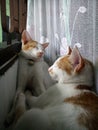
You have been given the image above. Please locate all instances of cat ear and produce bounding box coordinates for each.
[69,47,84,72]
[42,42,49,49]
[67,46,72,55]
[21,30,32,44]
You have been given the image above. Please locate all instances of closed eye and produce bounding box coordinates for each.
[29,45,36,48]
[35,47,38,49]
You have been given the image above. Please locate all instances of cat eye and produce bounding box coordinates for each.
[36,46,39,49]
[29,43,35,47]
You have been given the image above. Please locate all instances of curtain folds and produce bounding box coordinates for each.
[27,0,71,64]
[27,0,98,92]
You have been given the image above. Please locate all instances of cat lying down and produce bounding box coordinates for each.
[13,46,98,130]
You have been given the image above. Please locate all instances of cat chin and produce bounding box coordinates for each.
[37,55,43,59]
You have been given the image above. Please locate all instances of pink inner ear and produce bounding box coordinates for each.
[69,47,84,72]
[21,30,32,44]
[69,47,80,67]
[67,46,72,55]
[74,53,80,65]
[42,43,49,49]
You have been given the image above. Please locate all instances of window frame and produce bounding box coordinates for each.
[0,42,21,75]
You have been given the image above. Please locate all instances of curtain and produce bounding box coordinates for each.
[27,0,71,64]
[27,0,98,92]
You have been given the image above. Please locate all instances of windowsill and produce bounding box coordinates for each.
[0,39,21,48]
[0,41,21,75]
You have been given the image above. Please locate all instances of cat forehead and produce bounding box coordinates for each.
[29,41,43,48]
[27,40,38,46]
[55,56,73,74]
[55,56,69,65]
[22,40,38,50]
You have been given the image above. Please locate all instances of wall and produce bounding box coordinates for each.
[0,60,18,129]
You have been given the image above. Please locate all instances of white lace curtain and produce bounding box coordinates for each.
[26,0,98,92]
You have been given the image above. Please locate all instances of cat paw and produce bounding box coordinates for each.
[15,91,24,100]
[15,92,26,107]
[25,90,32,97]
[25,90,34,108]
[18,92,25,99]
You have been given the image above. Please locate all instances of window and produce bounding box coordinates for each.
[0,0,27,46]
[0,0,27,73]
[0,12,2,43]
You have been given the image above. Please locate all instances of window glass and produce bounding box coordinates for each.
[0,0,10,45]
[0,11,2,43]
[6,0,10,16]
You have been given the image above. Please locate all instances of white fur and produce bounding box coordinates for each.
[13,48,94,130]
[49,56,93,86]
[5,42,54,126]
[17,54,54,95]
[21,43,44,60]
[14,83,88,130]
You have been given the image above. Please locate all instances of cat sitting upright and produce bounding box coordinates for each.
[17,30,54,96]
[5,30,54,126]
[14,46,98,130]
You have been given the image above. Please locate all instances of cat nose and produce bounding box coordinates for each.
[38,51,44,57]
[39,52,44,55]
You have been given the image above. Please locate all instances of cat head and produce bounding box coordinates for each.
[21,30,49,60]
[48,47,94,85]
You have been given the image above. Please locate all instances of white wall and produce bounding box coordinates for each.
[0,60,18,129]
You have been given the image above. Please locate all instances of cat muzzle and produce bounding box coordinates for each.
[37,52,44,57]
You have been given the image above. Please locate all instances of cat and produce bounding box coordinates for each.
[13,46,98,130]
[17,30,55,96]
[5,30,54,127]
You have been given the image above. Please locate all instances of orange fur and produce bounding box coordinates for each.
[57,55,93,76]
[57,56,73,75]
[76,85,92,90]
[22,41,37,50]
[64,91,98,130]
[13,46,96,130]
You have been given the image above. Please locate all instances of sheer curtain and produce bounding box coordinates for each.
[27,0,71,64]
[26,0,98,92]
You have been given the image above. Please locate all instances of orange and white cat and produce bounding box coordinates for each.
[17,30,54,95]
[14,47,98,130]
[5,30,54,127]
